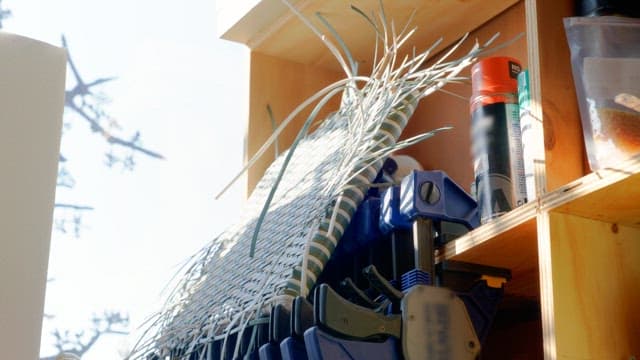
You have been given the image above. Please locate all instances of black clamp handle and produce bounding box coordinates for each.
[362,265,404,304]
[314,283,401,341]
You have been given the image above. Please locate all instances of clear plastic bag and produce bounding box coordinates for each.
[564,16,640,170]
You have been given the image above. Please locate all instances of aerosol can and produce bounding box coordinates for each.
[471,56,526,223]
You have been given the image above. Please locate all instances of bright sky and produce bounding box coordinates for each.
[3,0,249,358]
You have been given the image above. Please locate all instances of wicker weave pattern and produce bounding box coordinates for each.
[284,92,419,295]
[136,87,421,357]
[169,115,344,344]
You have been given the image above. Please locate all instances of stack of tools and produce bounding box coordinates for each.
[170,163,511,360]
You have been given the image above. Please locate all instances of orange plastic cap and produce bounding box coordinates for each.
[471,56,522,95]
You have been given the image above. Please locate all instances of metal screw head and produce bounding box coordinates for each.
[419,181,440,205]
[611,223,619,233]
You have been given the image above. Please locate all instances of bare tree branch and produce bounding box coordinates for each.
[54,204,94,211]
[0,0,11,29]
[66,101,165,160]
[41,311,130,360]
[51,35,165,238]
[53,204,92,238]
[57,166,76,188]
[61,35,165,161]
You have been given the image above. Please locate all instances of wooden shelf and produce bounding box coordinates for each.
[223,0,640,358]
[438,155,640,300]
[439,200,538,299]
[221,0,519,72]
[544,154,640,228]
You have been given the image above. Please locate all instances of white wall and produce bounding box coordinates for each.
[0,32,66,359]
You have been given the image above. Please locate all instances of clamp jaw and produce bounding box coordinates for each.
[311,260,509,360]
[399,170,479,230]
[254,170,510,360]
[302,171,507,360]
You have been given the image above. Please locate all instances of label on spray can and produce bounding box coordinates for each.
[518,69,545,200]
[472,102,527,223]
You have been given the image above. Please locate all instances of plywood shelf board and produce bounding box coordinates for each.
[441,201,539,298]
[548,213,640,358]
[542,154,640,228]
[223,0,520,73]
[525,0,586,192]
[246,52,343,193]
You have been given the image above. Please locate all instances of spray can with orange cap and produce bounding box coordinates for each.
[471,56,527,223]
